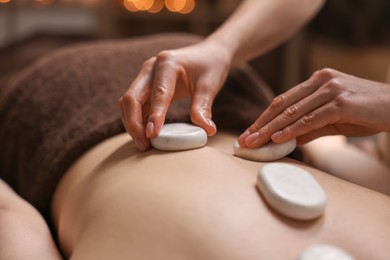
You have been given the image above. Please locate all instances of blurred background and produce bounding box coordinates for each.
[0,0,389,93]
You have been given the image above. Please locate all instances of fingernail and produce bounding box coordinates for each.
[239,130,251,140]
[245,132,260,145]
[202,118,216,136]
[200,113,217,135]
[271,131,283,141]
[134,138,146,152]
[146,121,154,138]
[206,118,216,130]
[208,119,216,128]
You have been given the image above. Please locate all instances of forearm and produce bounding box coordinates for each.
[205,0,325,67]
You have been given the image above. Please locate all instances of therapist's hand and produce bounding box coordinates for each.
[119,41,231,151]
[238,68,390,147]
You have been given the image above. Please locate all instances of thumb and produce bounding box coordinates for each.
[190,85,218,136]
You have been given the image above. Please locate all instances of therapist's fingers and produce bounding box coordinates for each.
[265,68,381,145]
[146,51,183,139]
[190,77,218,136]
[119,57,156,151]
[244,83,336,148]
[119,93,149,151]
[237,77,322,147]
[237,68,336,147]
[270,101,340,144]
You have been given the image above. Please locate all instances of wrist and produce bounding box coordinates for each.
[202,34,236,69]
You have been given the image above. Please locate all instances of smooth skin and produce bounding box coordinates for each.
[51,132,390,259]
[119,0,325,151]
[0,180,62,260]
[303,135,390,196]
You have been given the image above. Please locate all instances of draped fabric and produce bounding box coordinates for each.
[0,33,274,220]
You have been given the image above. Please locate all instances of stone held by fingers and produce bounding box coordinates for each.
[233,138,297,162]
[151,123,207,151]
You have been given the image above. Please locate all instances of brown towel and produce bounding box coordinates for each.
[0,33,273,222]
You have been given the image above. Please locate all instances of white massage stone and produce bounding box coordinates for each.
[298,244,354,260]
[257,163,326,220]
[151,123,207,151]
[233,138,296,162]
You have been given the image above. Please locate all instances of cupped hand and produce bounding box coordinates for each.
[238,68,390,147]
[119,41,231,151]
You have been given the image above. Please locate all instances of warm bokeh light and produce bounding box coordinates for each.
[133,0,154,11]
[173,0,185,11]
[147,0,164,13]
[164,0,176,12]
[123,0,138,12]
[124,0,195,14]
[0,0,11,3]
[175,0,194,14]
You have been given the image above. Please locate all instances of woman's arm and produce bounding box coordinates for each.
[119,0,325,151]
[206,0,325,67]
